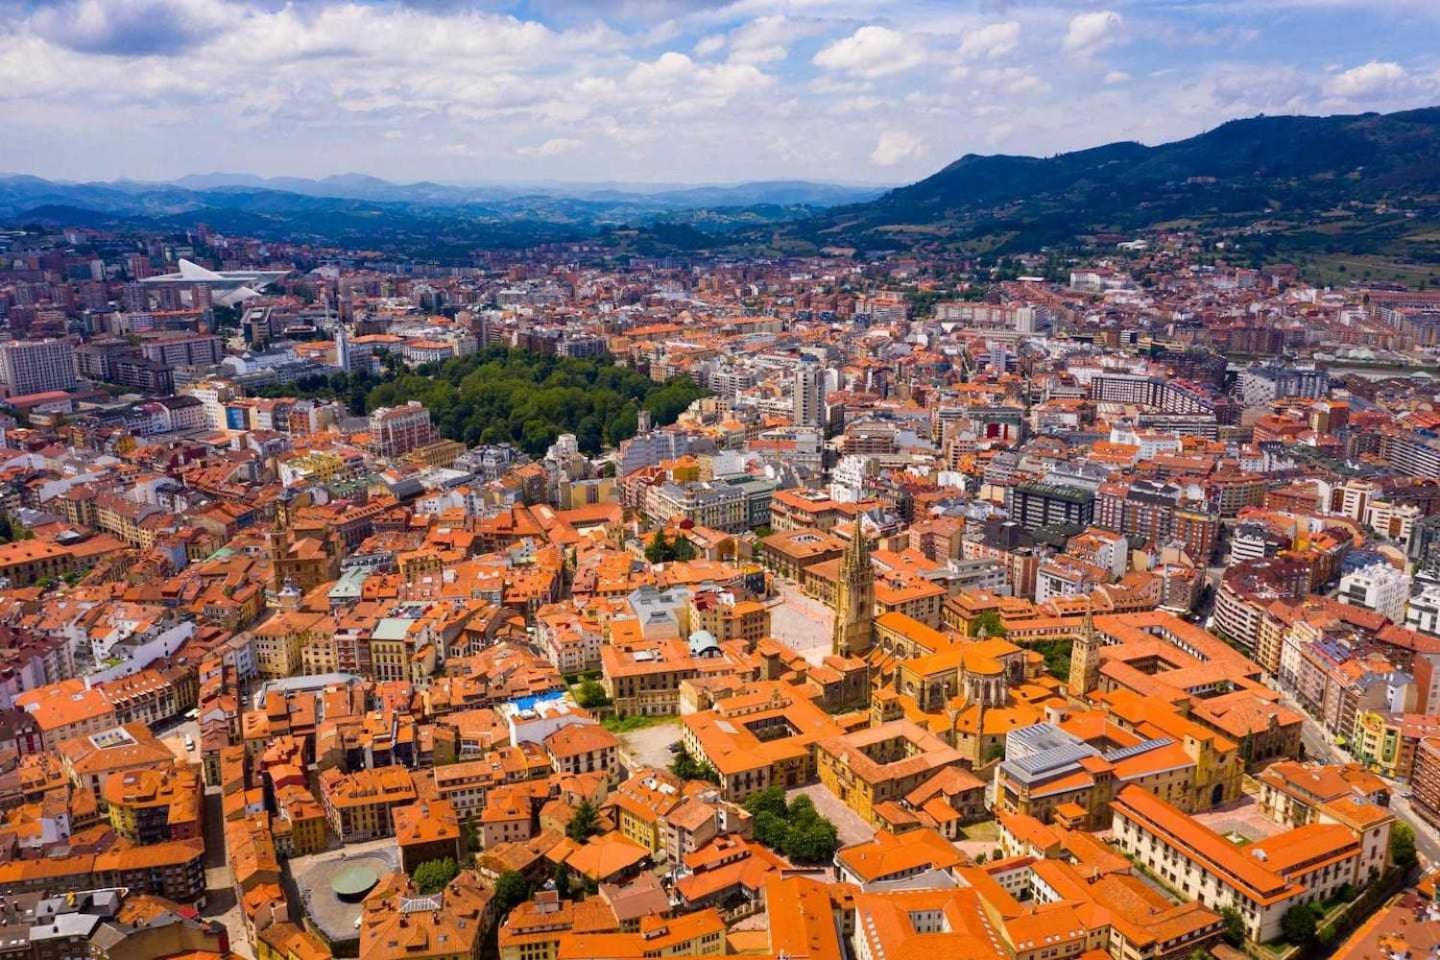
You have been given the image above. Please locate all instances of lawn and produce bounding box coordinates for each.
[961,821,1000,842]
[602,714,672,733]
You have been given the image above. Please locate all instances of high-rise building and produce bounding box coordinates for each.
[794,363,827,429]
[832,529,874,658]
[1412,514,1440,584]
[0,339,77,396]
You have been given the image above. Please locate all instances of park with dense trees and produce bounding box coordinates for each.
[259,346,707,457]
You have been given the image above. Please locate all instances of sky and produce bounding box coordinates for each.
[2,0,1439,186]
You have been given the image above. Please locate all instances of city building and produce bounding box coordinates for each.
[0,339,77,395]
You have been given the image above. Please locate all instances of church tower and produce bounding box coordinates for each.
[1067,601,1101,699]
[832,526,875,657]
[269,489,294,561]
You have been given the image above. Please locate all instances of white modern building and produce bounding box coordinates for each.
[830,454,874,504]
[139,258,286,307]
[1407,585,1440,637]
[1338,561,1412,623]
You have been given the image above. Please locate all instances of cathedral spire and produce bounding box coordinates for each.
[1068,597,1101,699]
[832,522,875,658]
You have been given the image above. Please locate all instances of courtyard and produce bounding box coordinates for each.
[618,717,684,771]
[785,782,876,849]
[1192,795,1287,844]
[767,579,836,667]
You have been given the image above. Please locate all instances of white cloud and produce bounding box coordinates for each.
[1063,11,1123,57]
[829,96,884,115]
[870,129,926,167]
[725,14,819,65]
[976,67,1050,98]
[693,34,725,57]
[1324,61,1407,98]
[958,21,1020,61]
[813,25,924,79]
[517,137,583,158]
[1104,71,1131,85]
[808,75,873,95]
[622,52,774,108]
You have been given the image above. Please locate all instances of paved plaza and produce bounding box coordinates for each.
[291,842,400,946]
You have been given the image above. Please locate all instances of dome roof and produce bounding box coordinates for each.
[688,630,720,656]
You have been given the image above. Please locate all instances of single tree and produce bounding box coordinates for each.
[552,860,572,896]
[752,811,786,849]
[743,786,788,820]
[494,870,532,916]
[412,857,459,895]
[787,794,817,821]
[567,799,599,843]
[670,752,719,784]
[783,818,838,865]
[460,820,480,858]
[1220,907,1245,946]
[973,610,1007,638]
[645,530,671,563]
[575,679,609,708]
[1280,904,1317,946]
[645,529,696,563]
[1392,821,1419,871]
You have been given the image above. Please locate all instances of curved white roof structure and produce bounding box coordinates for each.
[140,258,287,306]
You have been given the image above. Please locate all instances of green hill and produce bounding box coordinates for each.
[786,107,1440,261]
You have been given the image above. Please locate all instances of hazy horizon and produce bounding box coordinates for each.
[0,170,901,191]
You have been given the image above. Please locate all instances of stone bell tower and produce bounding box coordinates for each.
[1067,601,1101,699]
[831,527,875,658]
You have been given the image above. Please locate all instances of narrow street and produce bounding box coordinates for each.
[201,786,254,960]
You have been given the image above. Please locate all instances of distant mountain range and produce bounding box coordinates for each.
[6,107,1440,264]
[167,172,885,209]
[0,173,886,256]
[786,106,1440,257]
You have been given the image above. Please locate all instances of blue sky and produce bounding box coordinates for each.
[1,0,1438,185]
